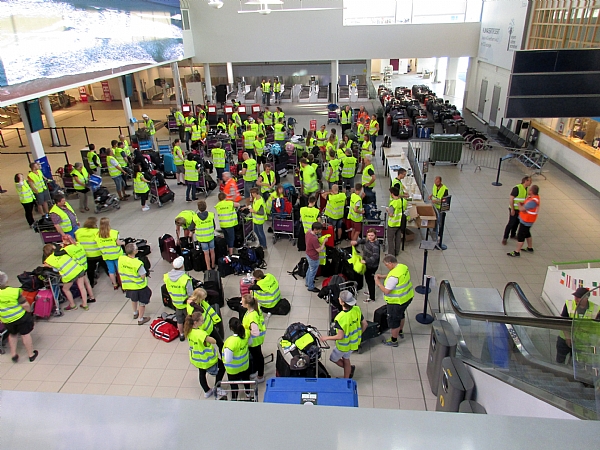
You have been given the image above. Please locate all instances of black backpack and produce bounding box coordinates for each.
[288,257,308,279]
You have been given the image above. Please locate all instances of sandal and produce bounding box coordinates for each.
[65,304,78,311]
[81,305,89,311]
[12,354,19,363]
[88,298,96,303]
[113,285,119,290]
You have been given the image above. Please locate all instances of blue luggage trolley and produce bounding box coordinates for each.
[264,378,358,407]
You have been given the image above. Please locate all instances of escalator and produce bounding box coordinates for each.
[437,280,599,419]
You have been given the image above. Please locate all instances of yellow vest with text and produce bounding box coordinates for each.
[16,181,34,204]
[173,145,185,165]
[325,192,346,220]
[64,243,87,269]
[107,156,122,178]
[184,160,199,182]
[254,274,281,309]
[28,170,47,193]
[211,147,226,168]
[243,309,266,347]
[188,328,218,369]
[302,165,318,194]
[341,109,353,125]
[300,206,320,233]
[75,227,101,258]
[215,200,238,229]
[118,255,147,291]
[361,164,376,188]
[259,170,275,194]
[0,287,26,324]
[71,167,89,191]
[196,212,215,242]
[223,335,249,374]
[348,192,363,223]
[252,197,267,225]
[96,229,123,261]
[243,158,258,182]
[164,273,191,309]
[134,172,149,194]
[335,306,363,352]
[341,156,357,178]
[45,251,82,283]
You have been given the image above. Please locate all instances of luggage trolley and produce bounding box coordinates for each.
[327,103,340,124]
[276,323,331,379]
[362,205,387,252]
[214,380,259,402]
[238,208,256,245]
[271,198,296,245]
[42,271,65,317]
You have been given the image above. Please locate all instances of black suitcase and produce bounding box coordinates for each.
[180,236,193,251]
[160,192,175,204]
[217,257,235,278]
[137,254,151,277]
[374,304,389,333]
[181,248,193,272]
[362,321,381,341]
[215,236,228,260]
[192,241,207,272]
[397,126,410,140]
[161,284,175,310]
[204,269,224,307]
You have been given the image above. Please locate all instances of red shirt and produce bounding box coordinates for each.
[305,231,320,261]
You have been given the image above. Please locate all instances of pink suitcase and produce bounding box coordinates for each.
[240,277,254,297]
[33,289,54,319]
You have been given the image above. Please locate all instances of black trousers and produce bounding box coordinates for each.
[556,336,571,364]
[341,124,351,135]
[364,267,377,300]
[86,256,107,288]
[198,359,225,393]
[22,201,35,226]
[503,208,520,240]
[227,369,252,400]
[249,344,264,377]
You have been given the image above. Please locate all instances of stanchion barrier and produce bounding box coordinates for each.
[61,127,70,146]
[90,105,97,122]
[415,240,436,295]
[16,128,25,148]
[0,130,7,148]
[416,275,434,325]
[492,157,503,186]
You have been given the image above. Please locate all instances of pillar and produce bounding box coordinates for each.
[331,60,339,104]
[40,95,59,146]
[203,63,213,103]
[17,102,46,162]
[434,57,441,84]
[134,72,144,107]
[171,62,183,109]
[118,78,136,137]
[226,62,234,87]
[444,57,460,97]
[462,57,474,111]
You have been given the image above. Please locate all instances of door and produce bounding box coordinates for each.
[477,79,488,119]
[488,85,501,127]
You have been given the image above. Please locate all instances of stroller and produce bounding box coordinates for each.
[90,175,120,214]
[276,322,331,378]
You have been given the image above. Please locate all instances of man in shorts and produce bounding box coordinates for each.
[0,271,38,363]
[320,290,367,378]
[118,243,151,325]
[375,255,414,347]
[164,257,193,341]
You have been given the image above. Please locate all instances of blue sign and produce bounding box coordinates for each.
[35,156,52,180]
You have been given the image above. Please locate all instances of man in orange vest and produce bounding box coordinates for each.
[507,185,540,257]
[222,172,241,203]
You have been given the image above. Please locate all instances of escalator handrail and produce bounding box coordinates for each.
[439,280,571,331]
[502,282,561,320]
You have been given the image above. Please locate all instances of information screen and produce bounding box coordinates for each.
[0,0,184,106]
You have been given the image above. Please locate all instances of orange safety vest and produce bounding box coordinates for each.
[225,178,241,203]
[518,195,539,224]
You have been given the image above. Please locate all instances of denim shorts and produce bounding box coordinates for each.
[200,240,215,251]
[105,258,119,275]
[112,176,124,192]
[35,189,51,204]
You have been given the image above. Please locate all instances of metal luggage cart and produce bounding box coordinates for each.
[238,208,256,245]
[271,199,296,245]
[149,177,178,207]
[326,281,358,335]
[156,139,172,156]
[41,271,65,317]
[214,380,259,402]
[138,138,153,152]
[196,171,208,198]
[166,115,178,133]
[276,325,331,379]
[327,103,340,125]
[362,207,387,251]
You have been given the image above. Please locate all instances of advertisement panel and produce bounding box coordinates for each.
[478,0,529,71]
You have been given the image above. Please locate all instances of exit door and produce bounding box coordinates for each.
[488,85,501,127]
[477,79,488,119]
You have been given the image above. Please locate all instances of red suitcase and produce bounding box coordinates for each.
[240,277,254,297]
[322,224,335,247]
[159,234,178,263]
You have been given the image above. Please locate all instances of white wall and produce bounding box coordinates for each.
[465,61,511,124]
[466,366,578,420]
[189,1,480,63]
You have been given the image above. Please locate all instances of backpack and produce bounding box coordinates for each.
[269,143,282,156]
[18,270,45,291]
[288,257,308,279]
[237,247,267,270]
[364,203,382,221]
[283,322,320,360]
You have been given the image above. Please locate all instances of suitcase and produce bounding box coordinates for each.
[373,304,389,333]
[361,321,381,341]
[322,224,335,247]
[217,257,235,278]
[159,191,175,204]
[180,236,193,250]
[204,270,224,307]
[240,277,253,296]
[163,153,177,177]
[397,126,410,140]
[430,134,464,164]
[181,248,193,272]
[33,289,54,319]
[161,284,175,310]
[192,241,207,272]
[159,234,178,263]
[215,236,228,259]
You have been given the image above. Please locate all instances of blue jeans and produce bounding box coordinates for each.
[305,257,320,290]
[222,227,235,250]
[370,134,377,150]
[254,223,267,248]
[186,182,197,200]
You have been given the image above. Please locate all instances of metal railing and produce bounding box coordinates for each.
[0,125,132,149]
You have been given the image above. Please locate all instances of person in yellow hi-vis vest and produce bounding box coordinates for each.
[14,172,36,227]
[118,242,151,326]
[173,139,186,186]
[320,290,367,379]
[223,317,252,400]
[164,256,194,341]
[27,161,51,214]
[196,200,217,270]
[43,242,90,311]
[132,164,151,212]
[242,294,267,383]
[375,255,414,347]
[0,271,39,363]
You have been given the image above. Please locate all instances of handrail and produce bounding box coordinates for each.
[502,282,558,319]
[551,259,600,266]
[439,280,571,331]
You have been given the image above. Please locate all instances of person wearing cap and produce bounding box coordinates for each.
[320,290,367,379]
[142,114,157,151]
[164,256,194,341]
[0,271,39,363]
[555,287,599,364]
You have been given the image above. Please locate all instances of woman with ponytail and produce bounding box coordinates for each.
[223,317,252,400]
[241,294,266,383]
[186,288,224,349]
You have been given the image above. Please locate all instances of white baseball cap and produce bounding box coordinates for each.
[173,256,184,269]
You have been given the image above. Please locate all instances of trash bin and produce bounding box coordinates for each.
[430,134,464,164]
[426,320,457,396]
[435,357,474,412]
[459,400,487,414]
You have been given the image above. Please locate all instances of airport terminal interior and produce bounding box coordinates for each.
[1,0,600,445]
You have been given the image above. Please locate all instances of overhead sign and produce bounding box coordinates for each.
[478,0,529,71]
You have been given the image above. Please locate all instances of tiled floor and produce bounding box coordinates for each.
[1,84,600,411]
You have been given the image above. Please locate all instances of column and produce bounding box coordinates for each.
[444,57,460,97]
[203,63,213,103]
[171,62,183,109]
[17,102,46,162]
[226,62,234,88]
[40,95,59,146]
[118,78,136,137]
[462,57,474,111]
[134,72,144,108]
[331,60,339,104]
[434,57,441,84]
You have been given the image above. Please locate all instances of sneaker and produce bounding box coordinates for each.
[216,388,227,400]
[186,199,192,202]
[142,206,150,212]
[362,291,370,296]
[308,287,320,293]
[138,316,150,325]
[64,305,78,311]
[363,298,375,303]
[382,337,399,347]
[179,334,185,342]
[249,372,258,380]
[245,390,255,400]
[256,376,265,384]
[501,239,507,245]
[133,312,139,320]
[349,365,356,379]
[507,251,520,257]
[398,330,404,339]
[204,388,215,399]
[524,247,534,253]
[11,354,18,363]
[88,298,96,303]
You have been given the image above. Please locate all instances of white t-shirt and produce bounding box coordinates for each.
[385,276,398,290]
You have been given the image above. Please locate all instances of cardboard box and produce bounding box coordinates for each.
[404,228,416,242]
[407,204,437,229]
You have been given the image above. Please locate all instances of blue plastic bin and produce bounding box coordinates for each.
[263,378,358,407]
